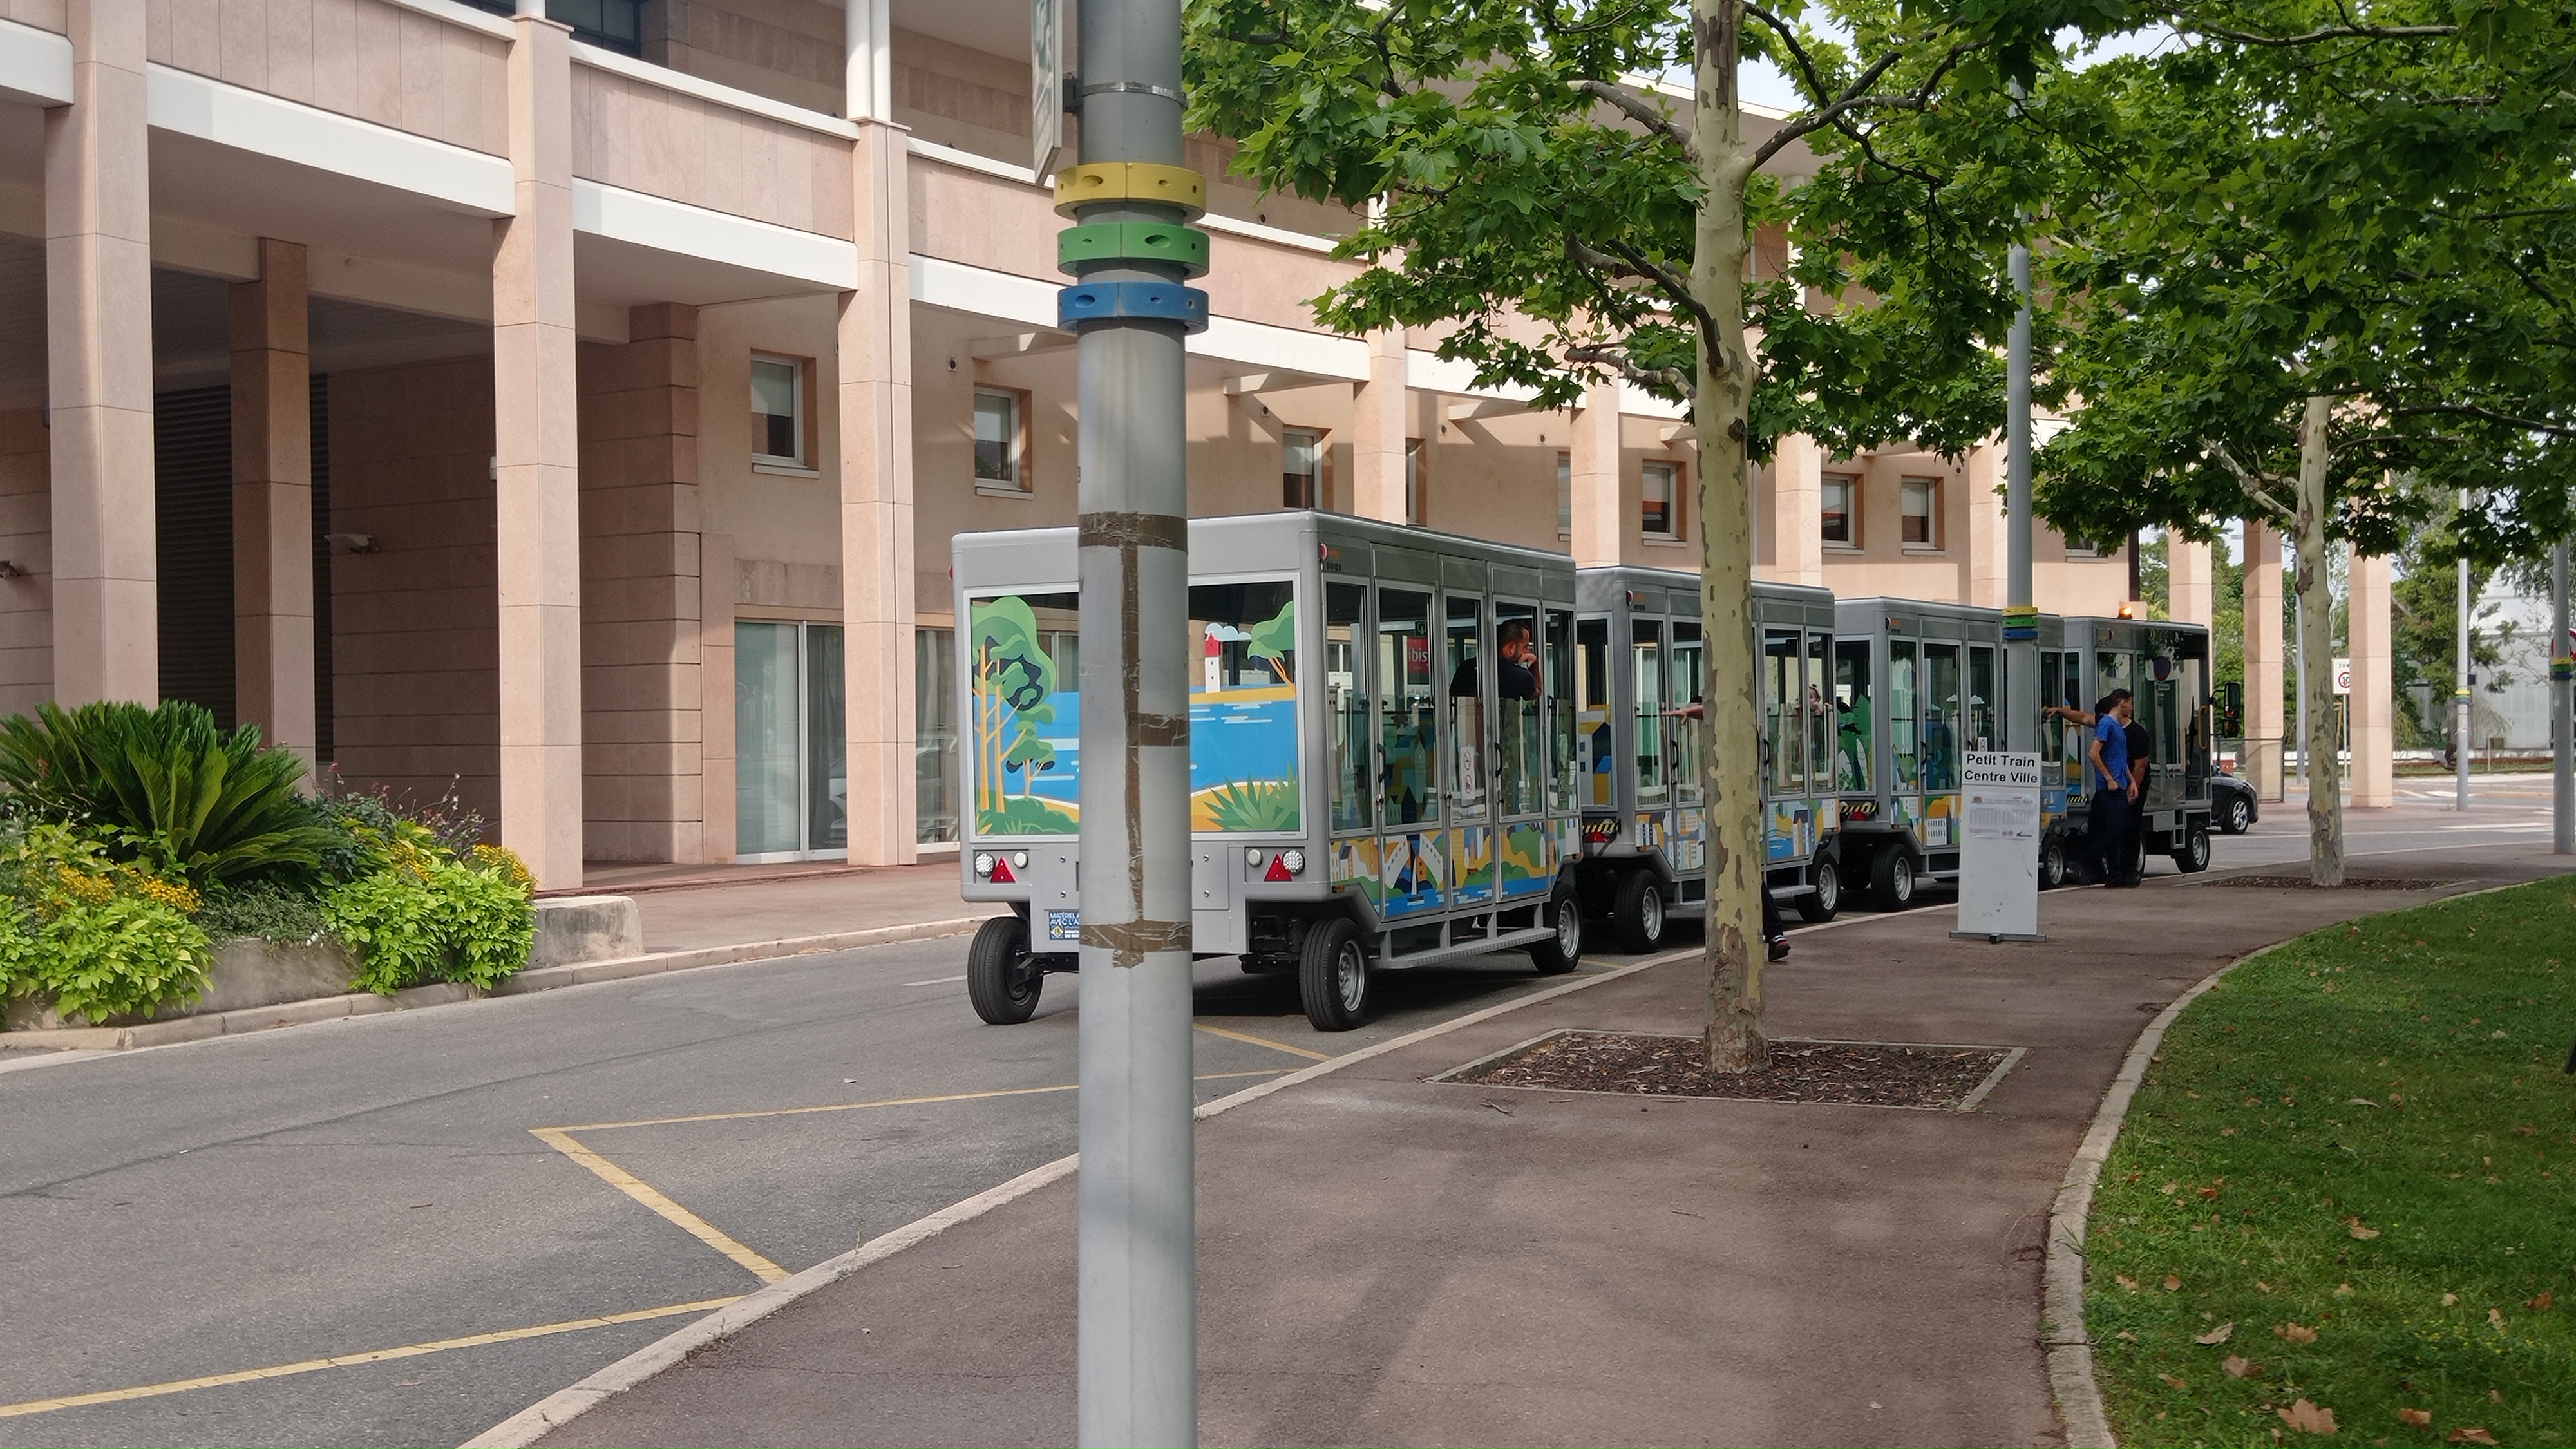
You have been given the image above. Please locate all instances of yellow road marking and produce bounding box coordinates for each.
[554,1070,1291,1133]
[0,1297,738,1420]
[1193,1023,1331,1062]
[529,1129,790,1283]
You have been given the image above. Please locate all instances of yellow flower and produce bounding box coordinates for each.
[468,843,535,892]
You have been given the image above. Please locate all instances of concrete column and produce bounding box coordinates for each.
[580,303,703,863]
[1349,329,1406,522]
[493,13,585,888]
[1964,440,2003,606]
[2171,536,2214,626]
[1768,431,1824,587]
[2243,517,2285,800]
[838,119,916,864]
[2347,544,2393,808]
[1569,381,1622,567]
[699,530,735,862]
[45,0,156,706]
[231,239,315,763]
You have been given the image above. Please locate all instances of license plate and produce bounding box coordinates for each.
[1046,909,1080,942]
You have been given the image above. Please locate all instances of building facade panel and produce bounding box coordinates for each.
[568,57,853,240]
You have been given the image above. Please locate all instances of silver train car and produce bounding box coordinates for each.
[952,512,1587,1031]
[2052,616,2218,878]
[1572,567,1844,951]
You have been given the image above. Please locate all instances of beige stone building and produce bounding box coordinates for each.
[0,0,2163,888]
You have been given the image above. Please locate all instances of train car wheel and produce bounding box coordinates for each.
[1796,857,1841,922]
[2174,820,2212,874]
[1871,848,1917,909]
[966,916,1042,1025]
[1530,886,1584,975]
[2040,834,2068,890]
[1299,917,1372,1031]
[1612,869,1666,953]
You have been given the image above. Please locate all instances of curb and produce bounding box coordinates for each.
[0,916,996,1054]
[2039,873,2533,1448]
[459,944,1705,1449]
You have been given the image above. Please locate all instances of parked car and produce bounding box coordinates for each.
[2211,770,2259,834]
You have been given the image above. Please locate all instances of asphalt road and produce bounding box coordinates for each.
[1,793,2552,1449]
[0,923,1664,1448]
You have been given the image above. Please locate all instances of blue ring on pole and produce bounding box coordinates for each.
[1057,281,1209,333]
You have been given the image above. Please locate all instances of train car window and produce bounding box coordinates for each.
[1495,600,1543,817]
[1189,580,1303,832]
[1925,643,1962,791]
[1325,582,1370,834]
[1672,618,1705,807]
[2041,651,2065,777]
[1763,628,1800,798]
[1577,616,1612,808]
[1633,619,1667,806]
[1834,639,1872,792]
[1377,588,1438,826]
[1968,644,1998,752]
[1806,631,1833,797]
[1889,639,1920,791]
[1446,591,1488,817]
[1544,607,1577,815]
[965,591,1083,837]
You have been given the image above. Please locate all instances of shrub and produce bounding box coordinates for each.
[324,847,535,996]
[0,821,211,1023]
[0,701,343,887]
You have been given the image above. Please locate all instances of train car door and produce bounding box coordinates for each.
[1493,594,1554,904]
[1669,613,1707,896]
[1888,636,1922,842]
[1374,583,1443,917]
[1575,614,1614,810]
[1761,625,1803,870]
[1804,627,1837,845]
[1922,639,1963,853]
[1631,612,1671,860]
[1443,580,1497,908]
[1833,636,1874,801]
[1325,579,1382,916]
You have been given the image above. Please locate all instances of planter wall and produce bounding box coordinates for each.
[3,936,359,1031]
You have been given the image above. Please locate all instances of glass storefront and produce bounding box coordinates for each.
[917,627,960,846]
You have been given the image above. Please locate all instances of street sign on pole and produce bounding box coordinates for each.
[2332,657,2351,696]
[1953,751,2044,942]
[1031,0,1066,177]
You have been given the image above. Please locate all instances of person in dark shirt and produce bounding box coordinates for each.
[1449,619,1539,699]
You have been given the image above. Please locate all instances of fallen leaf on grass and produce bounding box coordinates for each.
[2334,1283,2354,1298]
[2349,1218,2382,1240]
[2349,1097,2380,1107]
[2513,1124,2537,1136]
[2116,1274,2139,1291]
[2275,1322,2318,1344]
[2160,1372,2188,1389]
[2224,1355,2258,1379]
[2447,1430,2497,1446]
[2278,1399,2337,1435]
[2195,1321,2237,1345]
[2528,1291,2553,1312]
[2488,1307,2507,1330]
[2164,1274,2184,1291]
[2398,1407,2431,1428]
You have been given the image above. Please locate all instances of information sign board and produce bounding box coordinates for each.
[1955,750,2044,942]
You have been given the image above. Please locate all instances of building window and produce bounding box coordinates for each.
[1404,439,1425,525]
[1283,428,1323,509]
[1642,460,1682,536]
[1821,474,1858,545]
[752,355,806,468]
[2063,531,2099,559]
[736,620,846,860]
[974,388,1026,489]
[1900,476,1940,547]
[1557,451,1572,538]
[462,0,640,53]
[917,627,959,845]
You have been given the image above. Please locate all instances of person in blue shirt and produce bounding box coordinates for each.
[2078,690,2138,886]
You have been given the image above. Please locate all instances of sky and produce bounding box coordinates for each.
[1733,23,2183,113]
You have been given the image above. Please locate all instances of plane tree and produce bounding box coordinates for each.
[2029,0,2576,884]
[1185,0,2116,1069]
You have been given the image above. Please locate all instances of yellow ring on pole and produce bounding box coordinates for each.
[1052,162,1208,220]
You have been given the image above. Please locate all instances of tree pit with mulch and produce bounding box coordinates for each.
[1444,1029,2014,1109]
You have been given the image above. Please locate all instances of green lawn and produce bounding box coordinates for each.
[2085,875,2576,1448]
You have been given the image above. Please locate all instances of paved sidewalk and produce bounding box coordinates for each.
[586,863,996,954]
[535,844,2572,1448]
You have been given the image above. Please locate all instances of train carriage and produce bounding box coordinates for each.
[1571,567,1844,951]
[1828,598,2007,907]
[2054,616,2219,878]
[952,512,1587,1031]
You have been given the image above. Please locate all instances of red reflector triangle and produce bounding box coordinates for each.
[1264,854,1293,882]
[990,857,1016,883]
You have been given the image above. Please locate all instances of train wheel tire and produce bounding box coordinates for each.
[2040,834,2068,890]
[1796,857,1841,923]
[2174,821,2213,874]
[1299,918,1371,1031]
[1871,849,1917,910]
[966,916,1042,1025]
[1530,886,1584,975]
[1612,869,1667,954]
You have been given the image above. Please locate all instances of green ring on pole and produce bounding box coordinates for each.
[1057,222,1211,278]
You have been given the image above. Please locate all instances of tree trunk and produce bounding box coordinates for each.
[2293,392,2344,886]
[1693,0,1766,1072]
